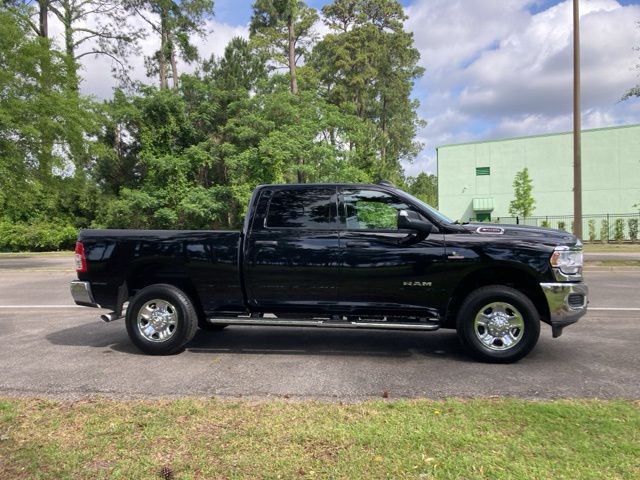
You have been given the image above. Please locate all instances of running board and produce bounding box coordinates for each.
[205,317,440,331]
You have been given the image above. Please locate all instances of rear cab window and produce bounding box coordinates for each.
[265,188,338,230]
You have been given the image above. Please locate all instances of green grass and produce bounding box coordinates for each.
[0,398,638,479]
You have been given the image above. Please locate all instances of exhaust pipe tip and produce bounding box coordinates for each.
[100,312,121,323]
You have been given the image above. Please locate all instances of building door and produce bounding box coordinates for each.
[476,212,491,222]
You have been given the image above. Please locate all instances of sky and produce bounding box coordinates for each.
[70,0,640,176]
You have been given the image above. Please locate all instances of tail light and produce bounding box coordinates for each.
[75,241,87,273]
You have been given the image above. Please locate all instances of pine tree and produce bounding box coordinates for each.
[249,0,318,95]
[128,0,214,89]
[310,0,424,182]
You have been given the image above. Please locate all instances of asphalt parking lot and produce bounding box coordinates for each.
[0,254,638,400]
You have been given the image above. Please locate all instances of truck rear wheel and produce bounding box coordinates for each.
[456,285,540,363]
[125,284,198,355]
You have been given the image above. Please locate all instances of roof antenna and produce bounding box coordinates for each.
[377,180,395,187]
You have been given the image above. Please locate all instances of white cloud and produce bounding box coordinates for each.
[402,109,472,177]
[406,0,640,174]
[492,113,573,139]
[189,20,250,65]
[459,0,638,116]
[406,0,532,74]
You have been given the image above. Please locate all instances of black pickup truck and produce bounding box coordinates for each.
[71,182,588,362]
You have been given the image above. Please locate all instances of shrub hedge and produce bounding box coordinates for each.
[0,221,77,252]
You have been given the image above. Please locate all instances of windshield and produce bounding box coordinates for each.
[401,191,454,225]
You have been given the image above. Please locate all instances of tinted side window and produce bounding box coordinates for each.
[266,189,337,229]
[343,189,418,230]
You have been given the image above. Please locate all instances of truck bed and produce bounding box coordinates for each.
[77,229,244,314]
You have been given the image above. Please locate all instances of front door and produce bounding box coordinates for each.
[338,188,446,317]
[244,187,341,313]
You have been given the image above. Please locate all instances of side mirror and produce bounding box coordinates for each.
[398,210,433,235]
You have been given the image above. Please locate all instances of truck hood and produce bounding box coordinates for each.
[460,223,579,247]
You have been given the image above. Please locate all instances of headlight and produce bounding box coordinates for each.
[550,246,583,275]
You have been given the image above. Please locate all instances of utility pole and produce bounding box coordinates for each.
[573,0,583,239]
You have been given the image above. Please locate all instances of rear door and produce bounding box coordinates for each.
[337,187,446,316]
[243,186,341,312]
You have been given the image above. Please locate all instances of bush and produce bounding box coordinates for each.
[614,219,625,242]
[629,218,639,243]
[588,220,596,241]
[541,220,550,228]
[600,219,609,243]
[558,221,566,232]
[0,221,77,252]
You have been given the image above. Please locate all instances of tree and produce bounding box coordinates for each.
[249,1,319,183]
[3,1,108,174]
[1,0,429,238]
[0,6,99,225]
[95,87,227,229]
[3,1,56,180]
[129,0,214,89]
[47,0,143,91]
[94,66,373,230]
[205,37,267,93]
[4,0,51,38]
[250,0,318,95]
[509,168,535,218]
[405,172,437,207]
[92,89,144,195]
[310,0,424,182]
[7,1,142,89]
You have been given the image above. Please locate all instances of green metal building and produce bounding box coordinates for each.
[437,124,640,232]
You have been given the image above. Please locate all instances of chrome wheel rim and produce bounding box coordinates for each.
[473,302,525,351]
[137,299,178,343]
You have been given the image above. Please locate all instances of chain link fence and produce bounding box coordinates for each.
[469,213,640,242]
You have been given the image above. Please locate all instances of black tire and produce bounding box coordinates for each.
[456,285,540,363]
[125,284,198,355]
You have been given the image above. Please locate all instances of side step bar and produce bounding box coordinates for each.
[205,317,440,331]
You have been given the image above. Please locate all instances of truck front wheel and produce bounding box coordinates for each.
[125,284,198,355]
[456,285,540,363]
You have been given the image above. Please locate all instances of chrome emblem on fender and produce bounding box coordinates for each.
[403,281,432,287]
[476,226,504,235]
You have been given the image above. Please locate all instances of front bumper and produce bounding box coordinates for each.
[70,281,100,308]
[540,282,588,337]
